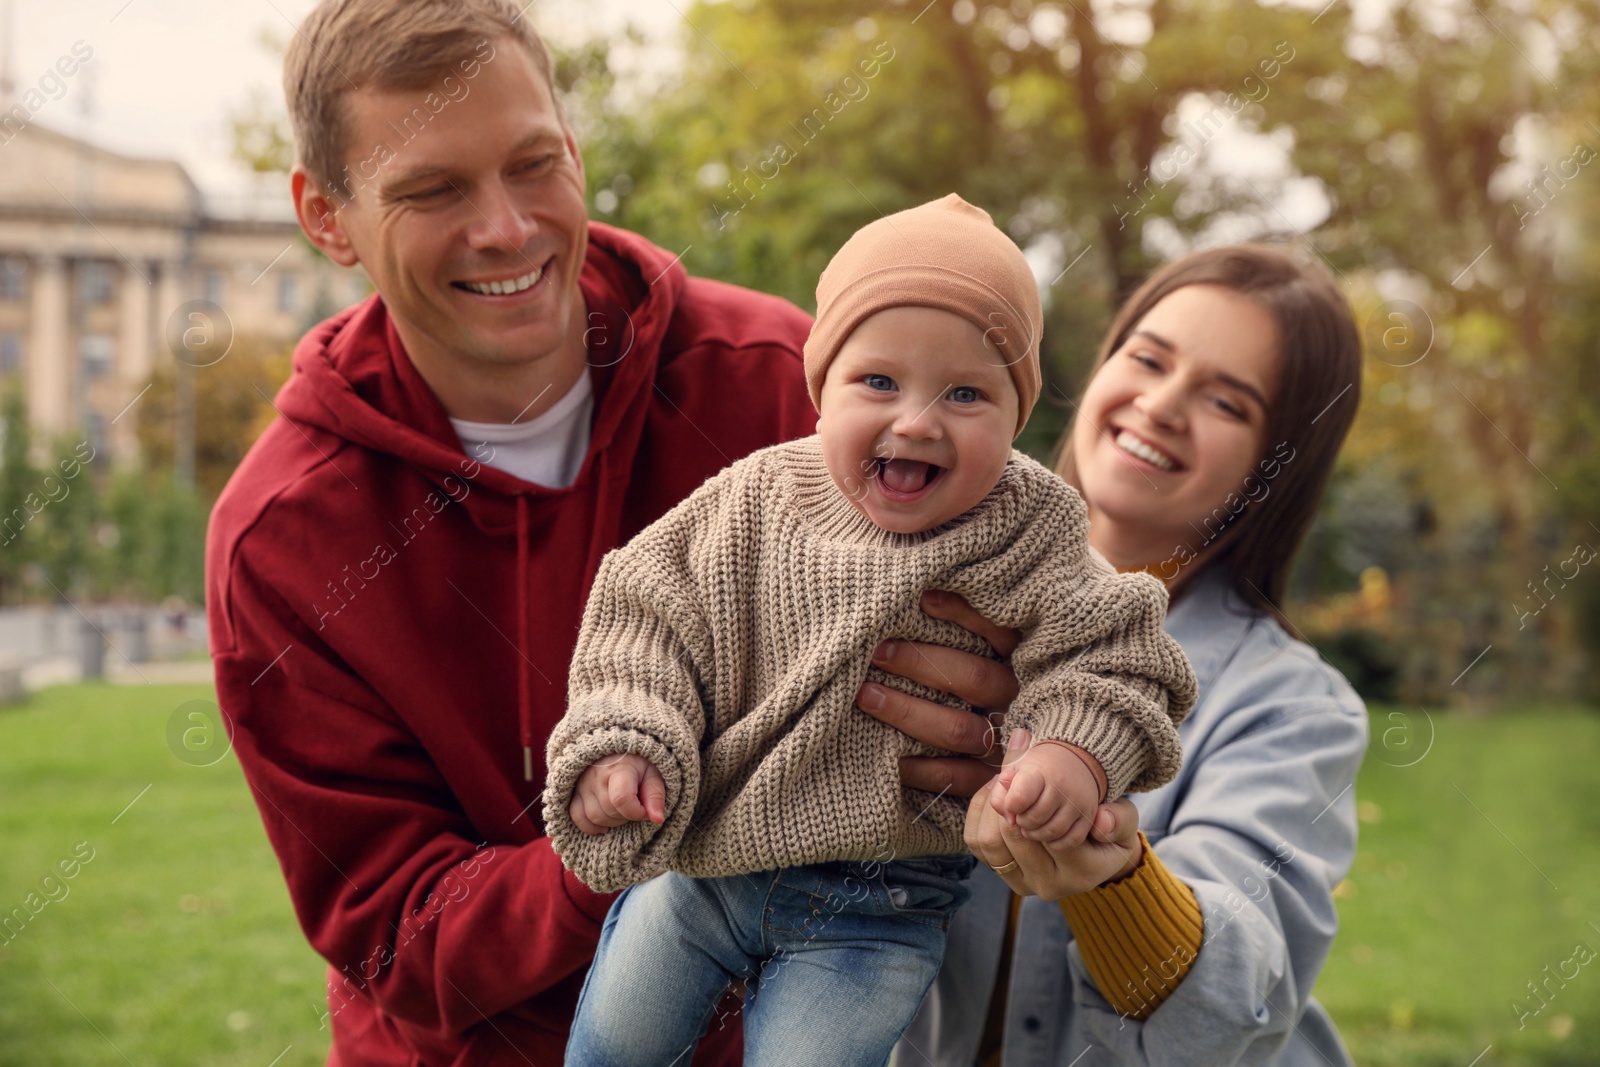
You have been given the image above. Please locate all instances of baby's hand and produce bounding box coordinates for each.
[570,753,666,835]
[987,740,1105,848]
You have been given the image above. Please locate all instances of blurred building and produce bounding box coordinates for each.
[0,122,366,464]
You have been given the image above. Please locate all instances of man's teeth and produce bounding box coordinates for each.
[1115,430,1175,471]
[463,267,543,295]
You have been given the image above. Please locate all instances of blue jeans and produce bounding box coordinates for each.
[565,853,976,1067]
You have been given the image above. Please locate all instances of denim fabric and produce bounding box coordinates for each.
[568,853,975,1067]
[896,567,1370,1066]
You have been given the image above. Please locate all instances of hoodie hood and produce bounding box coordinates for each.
[276,221,688,532]
[272,222,690,778]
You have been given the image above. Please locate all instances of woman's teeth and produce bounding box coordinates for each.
[1114,430,1176,471]
[462,266,544,295]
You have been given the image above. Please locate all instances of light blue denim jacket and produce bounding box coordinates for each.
[895,566,1370,1067]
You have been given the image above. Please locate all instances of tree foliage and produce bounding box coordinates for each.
[555,0,1598,703]
[135,335,294,503]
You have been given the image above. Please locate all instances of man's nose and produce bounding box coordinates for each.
[463,178,540,256]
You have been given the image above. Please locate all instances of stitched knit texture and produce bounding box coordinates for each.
[542,436,1197,891]
[1058,831,1204,1020]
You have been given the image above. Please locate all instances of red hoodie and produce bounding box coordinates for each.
[206,223,817,1066]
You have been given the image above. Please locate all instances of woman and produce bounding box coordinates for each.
[857,245,1369,1066]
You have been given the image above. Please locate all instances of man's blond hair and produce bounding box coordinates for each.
[284,0,561,191]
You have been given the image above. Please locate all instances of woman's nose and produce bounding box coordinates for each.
[1134,380,1186,431]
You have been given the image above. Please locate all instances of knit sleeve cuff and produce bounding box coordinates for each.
[540,724,693,893]
[1058,832,1204,1020]
[1008,681,1154,801]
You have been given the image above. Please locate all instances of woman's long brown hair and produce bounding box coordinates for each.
[1054,245,1362,619]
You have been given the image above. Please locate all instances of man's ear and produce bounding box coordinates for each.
[292,165,361,268]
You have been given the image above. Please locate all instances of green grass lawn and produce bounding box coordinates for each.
[0,684,328,1067]
[1317,704,1600,1066]
[0,686,1597,1064]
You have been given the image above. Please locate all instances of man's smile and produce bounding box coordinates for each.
[451,255,555,298]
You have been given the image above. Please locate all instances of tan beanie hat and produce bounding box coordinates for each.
[803,193,1043,437]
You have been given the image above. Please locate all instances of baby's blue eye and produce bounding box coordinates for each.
[949,386,980,404]
[863,374,895,392]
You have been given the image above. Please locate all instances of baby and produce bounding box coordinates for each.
[543,194,1197,1067]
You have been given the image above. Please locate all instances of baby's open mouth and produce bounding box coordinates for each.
[875,458,944,497]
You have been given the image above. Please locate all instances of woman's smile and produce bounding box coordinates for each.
[1108,426,1186,473]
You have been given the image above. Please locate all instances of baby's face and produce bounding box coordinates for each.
[818,306,1020,534]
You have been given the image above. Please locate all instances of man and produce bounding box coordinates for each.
[209,2,1018,1063]
[204,1,817,1062]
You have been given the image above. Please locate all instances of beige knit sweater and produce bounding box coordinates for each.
[542,436,1197,892]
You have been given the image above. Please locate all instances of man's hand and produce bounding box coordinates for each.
[570,753,666,835]
[987,737,1106,848]
[855,590,1022,798]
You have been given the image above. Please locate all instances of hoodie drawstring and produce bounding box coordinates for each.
[516,493,534,781]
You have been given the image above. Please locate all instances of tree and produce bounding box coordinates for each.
[135,335,294,502]
[0,384,40,599]
[575,0,1596,702]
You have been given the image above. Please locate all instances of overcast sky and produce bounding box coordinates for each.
[0,0,678,204]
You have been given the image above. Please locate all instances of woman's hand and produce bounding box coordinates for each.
[855,590,1022,798]
[966,729,1144,901]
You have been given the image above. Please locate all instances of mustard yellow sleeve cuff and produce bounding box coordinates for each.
[1057,831,1204,1020]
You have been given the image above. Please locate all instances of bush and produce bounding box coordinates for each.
[0,387,207,605]
[1311,626,1402,703]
